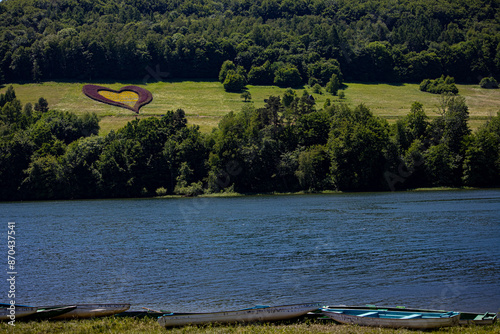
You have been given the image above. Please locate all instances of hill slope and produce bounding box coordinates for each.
[2,81,499,133]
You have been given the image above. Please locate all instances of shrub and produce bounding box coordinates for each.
[155,187,168,196]
[312,83,323,94]
[174,181,204,196]
[34,97,49,113]
[479,77,499,89]
[241,91,252,102]
[419,75,459,94]
[223,70,246,92]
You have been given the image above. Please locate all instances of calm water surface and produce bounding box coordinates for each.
[1,190,499,313]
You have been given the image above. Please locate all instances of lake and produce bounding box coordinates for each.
[1,189,499,313]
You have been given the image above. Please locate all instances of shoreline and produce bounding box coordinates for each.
[1,186,496,203]
[2,316,499,334]
[159,186,487,199]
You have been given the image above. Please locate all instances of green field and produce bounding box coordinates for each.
[2,317,499,334]
[2,81,499,134]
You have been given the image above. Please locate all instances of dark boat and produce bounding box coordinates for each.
[21,305,77,321]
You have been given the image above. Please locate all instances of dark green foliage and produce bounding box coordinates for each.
[223,70,246,92]
[0,0,498,84]
[21,154,69,200]
[241,91,252,102]
[218,60,236,83]
[274,65,302,87]
[434,94,470,157]
[248,61,274,85]
[0,85,16,107]
[64,136,105,199]
[420,76,459,95]
[114,109,208,197]
[30,110,99,144]
[462,127,500,186]
[325,74,340,95]
[424,143,458,186]
[327,104,390,191]
[295,145,330,191]
[0,131,35,200]
[312,83,322,94]
[307,59,343,86]
[282,88,296,108]
[34,98,49,113]
[479,77,499,89]
[386,94,490,190]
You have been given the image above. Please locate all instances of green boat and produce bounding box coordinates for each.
[458,312,497,325]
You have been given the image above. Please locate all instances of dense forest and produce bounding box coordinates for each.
[1,86,499,200]
[0,0,499,85]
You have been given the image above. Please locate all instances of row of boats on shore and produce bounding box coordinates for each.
[1,302,497,329]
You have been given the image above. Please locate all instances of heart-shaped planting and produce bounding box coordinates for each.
[82,85,153,113]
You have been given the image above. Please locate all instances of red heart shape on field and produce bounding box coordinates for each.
[83,85,153,113]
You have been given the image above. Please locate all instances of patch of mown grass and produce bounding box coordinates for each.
[1,317,499,334]
[1,81,499,134]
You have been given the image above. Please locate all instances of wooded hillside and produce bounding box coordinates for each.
[1,85,500,200]
[0,0,499,84]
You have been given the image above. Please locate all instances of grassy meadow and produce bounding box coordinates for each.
[1,80,499,134]
[1,317,499,334]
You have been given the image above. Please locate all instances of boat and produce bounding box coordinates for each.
[49,303,131,320]
[0,305,38,321]
[324,304,497,326]
[458,312,497,325]
[321,308,460,329]
[115,308,164,318]
[21,305,77,321]
[158,303,322,327]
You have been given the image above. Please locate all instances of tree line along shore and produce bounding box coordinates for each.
[1,84,499,201]
[0,0,499,200]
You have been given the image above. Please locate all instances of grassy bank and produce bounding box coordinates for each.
[2,317,499,334]
[1,81,499,134]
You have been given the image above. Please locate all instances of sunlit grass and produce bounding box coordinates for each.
[1,317,499,334]
[1,81,499,134]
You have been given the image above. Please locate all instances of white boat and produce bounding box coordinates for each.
[158,303,322,327]
[50,303,130,320]
[0,306,38,321]
[321,308,460,329]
